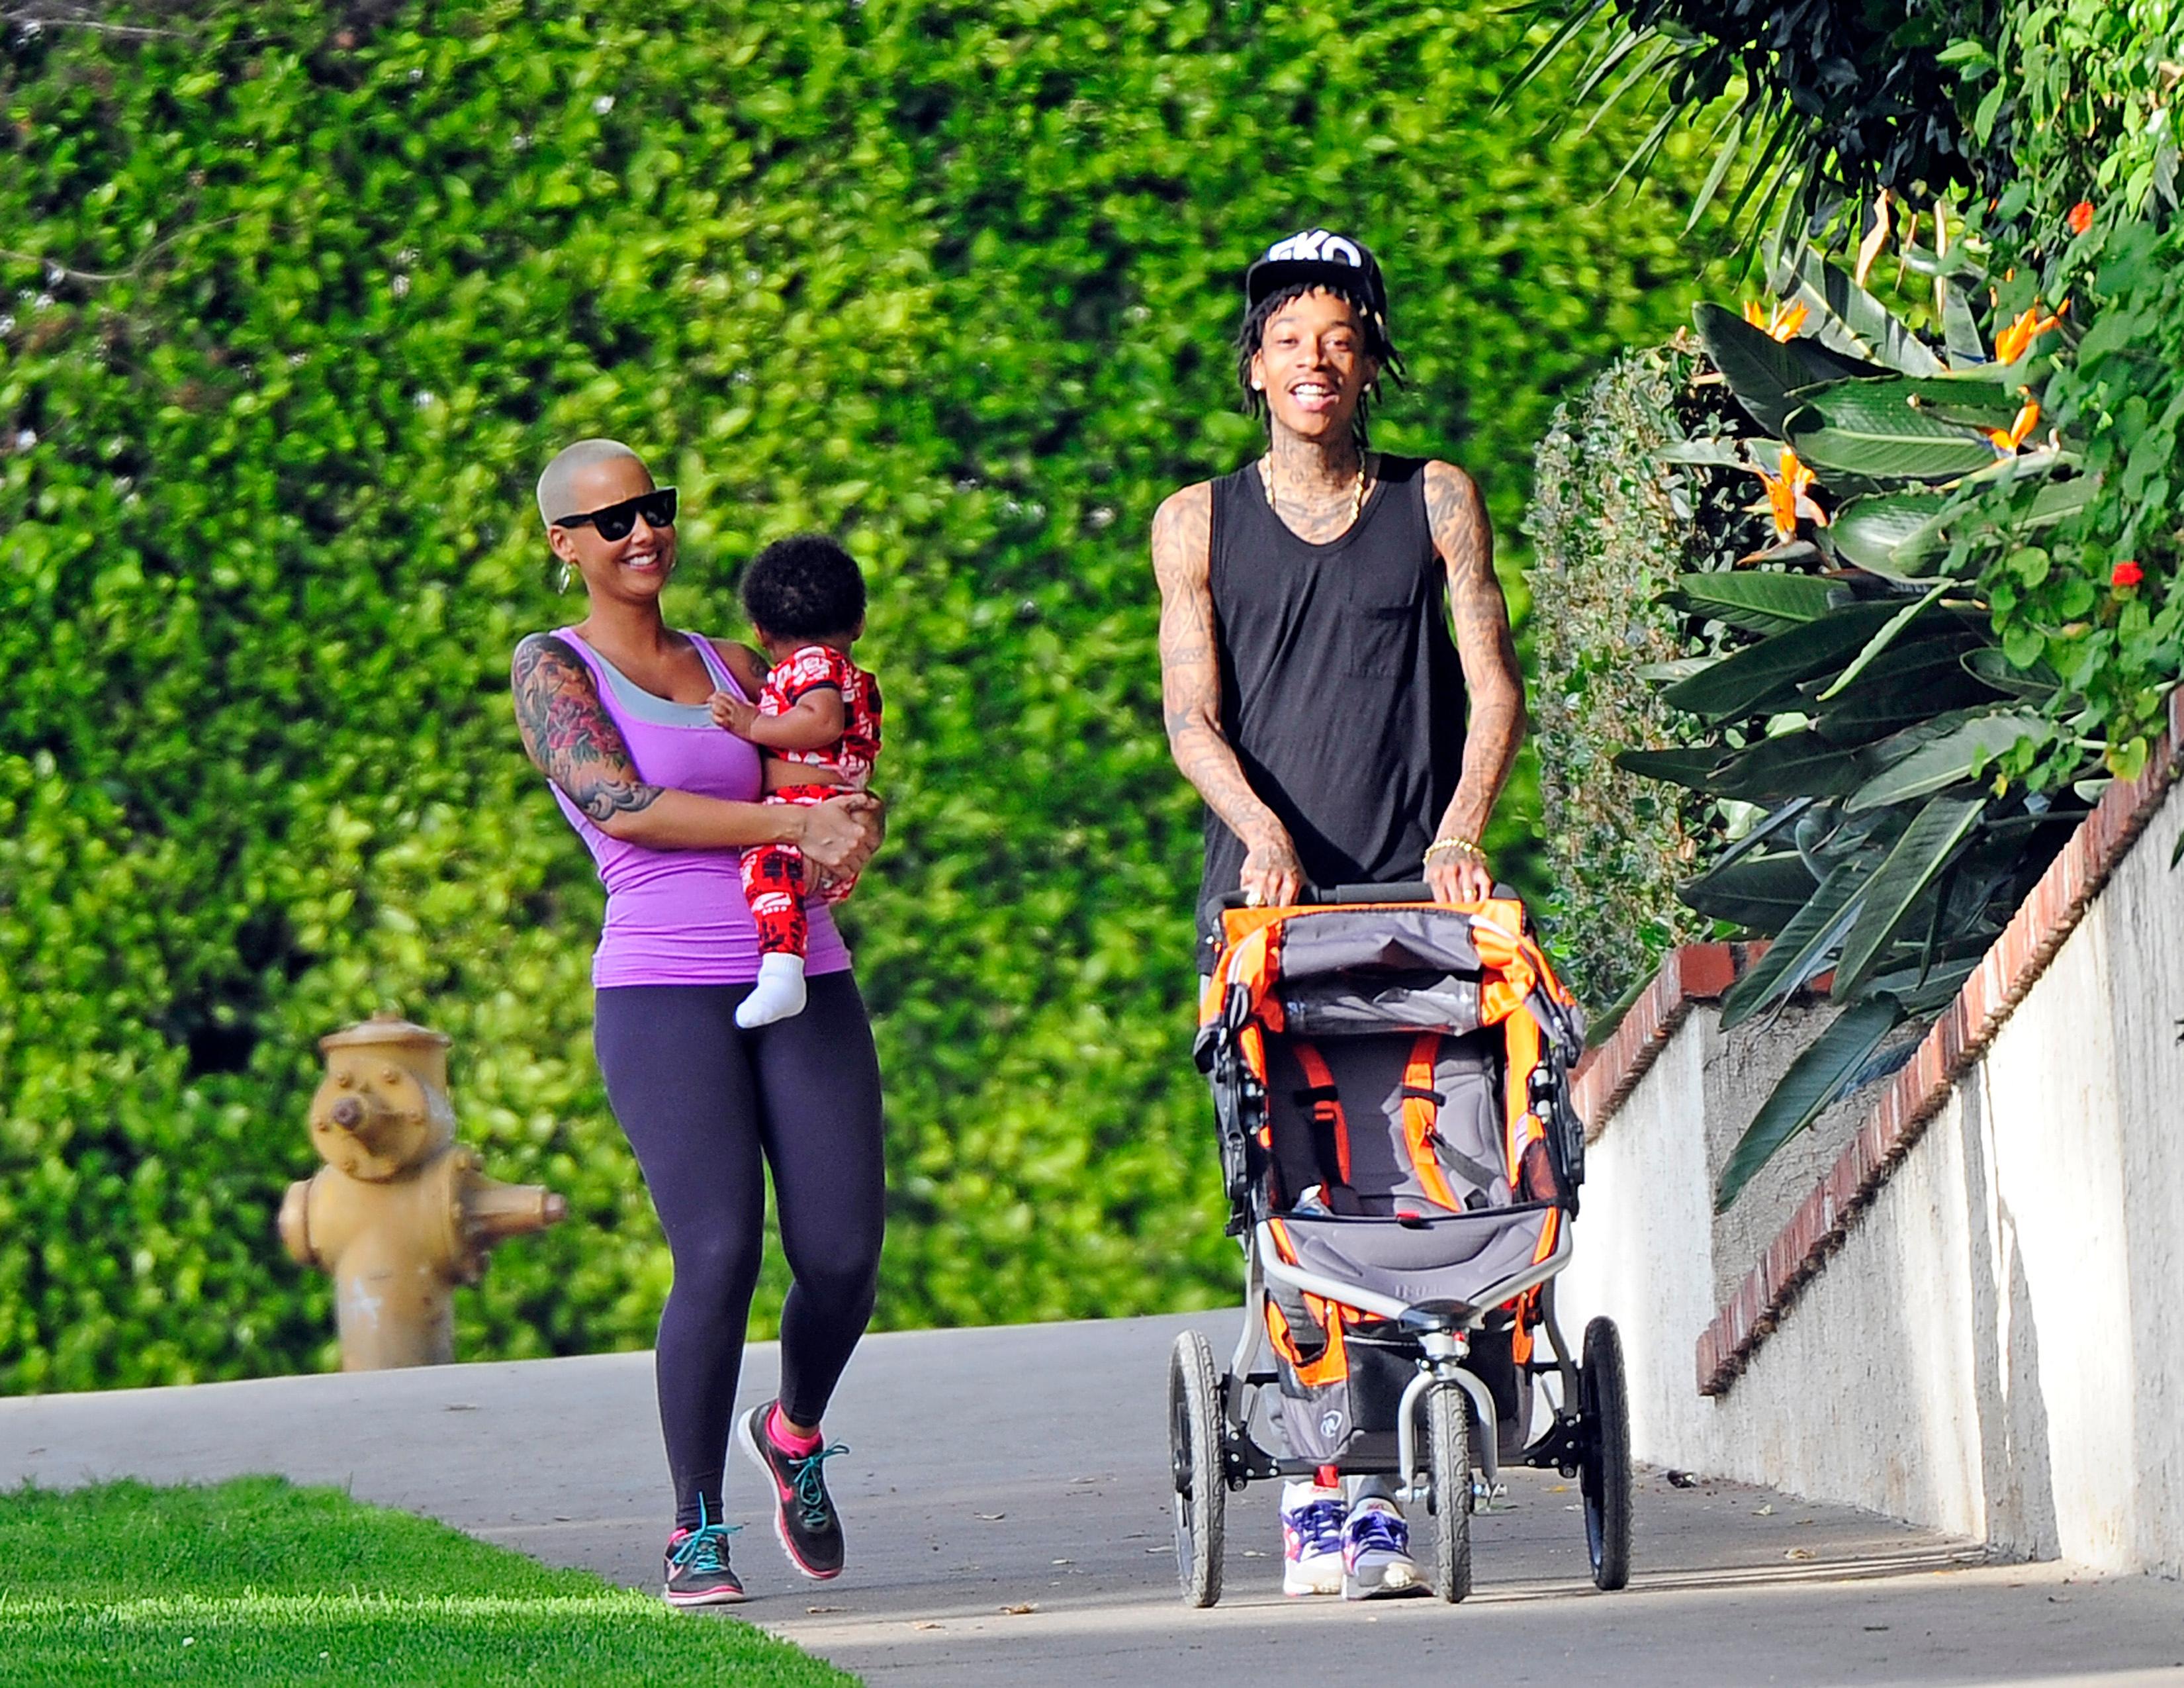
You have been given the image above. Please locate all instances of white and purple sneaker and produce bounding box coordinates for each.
[1342,1496,1420,1599]
[1280,1480,1345,1596]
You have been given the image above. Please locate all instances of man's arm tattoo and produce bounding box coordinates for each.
[510,633,664,824]
[1152,487,1285,845]
[1425,461,1525,843]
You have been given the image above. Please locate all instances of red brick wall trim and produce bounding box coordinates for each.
[1696,687,2184,1399]
[1572,943,1765,1142]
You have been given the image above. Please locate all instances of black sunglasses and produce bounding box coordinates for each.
[553,487,678,541]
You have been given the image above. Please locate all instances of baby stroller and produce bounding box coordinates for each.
[1170,884,1632,1605]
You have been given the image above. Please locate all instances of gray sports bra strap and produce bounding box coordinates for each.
[684,632,745,700]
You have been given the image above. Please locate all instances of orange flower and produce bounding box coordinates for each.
[1753,447,1827,539]
[2067,199,2095,234]
[1983,399,2042,454]
[2113,559,2144,589]
[1742,299,1810,343]
[1995,300,2069,364]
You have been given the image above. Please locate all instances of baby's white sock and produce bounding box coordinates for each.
[736,953,809,1028]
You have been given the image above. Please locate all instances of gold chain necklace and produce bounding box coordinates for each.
[1260,453,1370,527]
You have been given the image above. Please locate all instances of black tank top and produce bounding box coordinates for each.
[1198,453,1467,957]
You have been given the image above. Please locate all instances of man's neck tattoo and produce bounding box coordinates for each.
[1259,441,1373,538]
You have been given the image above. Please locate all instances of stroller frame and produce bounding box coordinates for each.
[1168,884,1633,1607]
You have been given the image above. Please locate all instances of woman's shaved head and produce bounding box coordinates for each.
[537,438,647,528]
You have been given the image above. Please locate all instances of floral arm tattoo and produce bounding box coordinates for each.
[1424,459,1526,846]
[510,633,663,823]
[1152,484,1287,847]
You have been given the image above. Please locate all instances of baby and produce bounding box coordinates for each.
[709,534,884,1029]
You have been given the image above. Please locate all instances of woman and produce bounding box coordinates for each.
[511,438,886,1607]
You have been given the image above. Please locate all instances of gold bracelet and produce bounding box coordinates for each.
[1424,835,1486,867]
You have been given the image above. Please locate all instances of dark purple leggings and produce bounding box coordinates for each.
[594,972,885,1530]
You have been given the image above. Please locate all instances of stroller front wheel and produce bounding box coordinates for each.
[1423,1380,1474,1602]
[1168,1329,1226,1607]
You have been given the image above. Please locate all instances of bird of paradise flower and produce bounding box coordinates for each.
[1994,301,2068,365]
[1743,299,1810,343]
[1744,445,1829,547]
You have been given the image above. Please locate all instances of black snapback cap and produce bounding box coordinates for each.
[1243,229,1388,324]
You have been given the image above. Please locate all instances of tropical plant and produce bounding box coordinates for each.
[1509,0,2177,1203]
[1629,242,2098,1209]
[1499,0,2002,244]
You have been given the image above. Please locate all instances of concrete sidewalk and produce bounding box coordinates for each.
[5,1311,2183,1686]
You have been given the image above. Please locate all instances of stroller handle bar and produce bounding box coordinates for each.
[1220,880,1469,911]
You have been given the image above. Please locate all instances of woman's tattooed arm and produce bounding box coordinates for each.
[510,633,663,825]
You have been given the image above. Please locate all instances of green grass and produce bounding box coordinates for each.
[0,1478,857,1686]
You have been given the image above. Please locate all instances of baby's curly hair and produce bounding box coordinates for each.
[740,534,866,641]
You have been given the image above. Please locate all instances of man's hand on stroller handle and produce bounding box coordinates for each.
[1424,837,1495,906]
[1238,824,1305,908]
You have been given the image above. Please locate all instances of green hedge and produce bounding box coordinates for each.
[1525,341,1764,1013]
[0,0,1715,1391]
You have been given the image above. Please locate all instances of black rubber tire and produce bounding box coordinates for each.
[1168,1330,1225,1607]
[1424,1381,1474,1603]
[1580,1315,1633,1591]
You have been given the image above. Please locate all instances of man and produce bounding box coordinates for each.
[1150,230,1529,1597]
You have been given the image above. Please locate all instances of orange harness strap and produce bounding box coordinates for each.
[1398,1033,1463,1212]
[1290,1041,1351,1186]
[1265,1293,1351,1387]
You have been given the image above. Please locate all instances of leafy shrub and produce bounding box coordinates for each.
[1526,342,1762,1013]
[0,1,1715,1389]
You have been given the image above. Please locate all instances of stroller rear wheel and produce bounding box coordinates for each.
[1168,1330,1226,1607]
[1579,1316,1632,1591]
[1422,1380,1474,1603]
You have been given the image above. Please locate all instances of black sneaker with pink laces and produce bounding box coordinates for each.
[735,1400,848,1579]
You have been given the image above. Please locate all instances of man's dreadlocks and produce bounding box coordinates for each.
[1234,279,1406,447]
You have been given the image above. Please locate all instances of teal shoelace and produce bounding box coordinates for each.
[784,1442,850,1530]
[669,1499,742,1575]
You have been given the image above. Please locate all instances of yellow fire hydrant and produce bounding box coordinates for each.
[277,1011,568,1370]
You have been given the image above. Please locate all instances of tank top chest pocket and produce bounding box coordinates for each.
[1334,569,1422,676]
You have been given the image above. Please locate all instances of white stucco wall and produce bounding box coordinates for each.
[1557,776,2184,1573]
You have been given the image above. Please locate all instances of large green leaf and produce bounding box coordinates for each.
[1827,491,1952,574]
[1796,373,2026,432]
[1694,302,1811,435]
[1962,645,2060,700]
[1715,996,1909,1211]
[1710,730,1869,800]
[1662,602,1900,722]
[1708,796,1817,874]
[1813,638,1999,743]
[1815,579,1957,700]
[1668,570,1838,635]
[1678,850,1818,929]
[1845,712,2051,811]
[1785,381,2007,481]
[1830,795,1989,1000]
[1613,745,1731,790]
[1718,859,1868,1029]
[1870,954,1981,1015]
[1941,283,1989,366]
[1772,247,1945,377]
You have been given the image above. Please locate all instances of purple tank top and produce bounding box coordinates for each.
[546,628,850,988]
